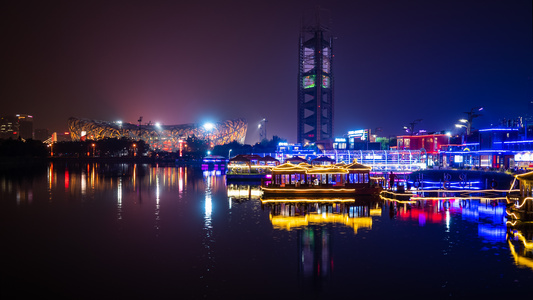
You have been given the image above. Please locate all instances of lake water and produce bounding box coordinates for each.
[1,162,532,299]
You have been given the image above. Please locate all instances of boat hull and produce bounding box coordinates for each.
[226,174,267,181]
[261,186,382,197]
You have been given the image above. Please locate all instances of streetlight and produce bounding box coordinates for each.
[154,122,162,150]
[92,143,95,157]
[455,124,467,144]
[228,149,232,159]
[203,122,215,148]
[133,143,137,157]
[462,107,483,135]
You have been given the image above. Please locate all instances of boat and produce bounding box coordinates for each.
[260,159,383,197]
[226,154,280,181]
[201,155,227,171]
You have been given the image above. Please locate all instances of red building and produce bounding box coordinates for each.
[396,134,450,167]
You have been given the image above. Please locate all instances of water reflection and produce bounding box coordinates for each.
[4,163,533,298]
[262,199,378,233]
[227,183,262,203]
[388,197,508,242]
[201,171,217,297]
[508,226,533,271]
[261,196,382,287]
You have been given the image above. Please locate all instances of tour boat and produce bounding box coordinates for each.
[226,154,280,181]
[260,159,383,197]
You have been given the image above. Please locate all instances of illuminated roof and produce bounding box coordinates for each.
[271,160,371,175]
[516,171,533,181]
[285,156,307,163]
[306,166,348,174]
[271,162,308,173]
[258,155,279,162]
[67,117,247,152]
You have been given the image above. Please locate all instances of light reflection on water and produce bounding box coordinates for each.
[201,171,216,298]
[1,162,533,298]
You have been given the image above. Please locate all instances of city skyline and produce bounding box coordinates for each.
[2,0,532,144]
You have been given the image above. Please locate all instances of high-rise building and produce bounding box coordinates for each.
[0,114,34,140]
[16,114,33,140]
[297,7,334,145]
[0,115,18,139]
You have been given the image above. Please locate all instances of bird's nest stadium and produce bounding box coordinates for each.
[67,117,247,152]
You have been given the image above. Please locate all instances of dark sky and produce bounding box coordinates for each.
[2,0,532,143]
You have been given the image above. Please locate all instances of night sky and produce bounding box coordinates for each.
[2,0,532,143]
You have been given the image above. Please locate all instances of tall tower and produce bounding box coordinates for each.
[297,7,334,144]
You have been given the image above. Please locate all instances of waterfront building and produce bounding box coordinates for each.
[52,131,72,142]
[396,133,450,167]
[275,142,425,173]
[276,142,318,162]
[297,8,334,144]
[67,117,247,152]
[322,149,425,174]
[441,125,532,170]
[332,129,381,150]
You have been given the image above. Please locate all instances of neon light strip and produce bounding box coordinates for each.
[379,195,418,204]
[262,187,356,192]
[261,198,356,203]
[514,197,533,209]
[413,196,508,201]
[443,150,514,154]
[504,140,533,144]
[479,128,519,131]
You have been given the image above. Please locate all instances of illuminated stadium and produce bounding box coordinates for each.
[67,117,247,152]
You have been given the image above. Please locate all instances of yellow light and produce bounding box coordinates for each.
[512,231,533,249]
[515,197,533,209]
[379,194,418,204]
[508,240,533,271]
[269,213,372,233]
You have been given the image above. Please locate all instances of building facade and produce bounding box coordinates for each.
[441,126,533,170]
[0,114,33,140]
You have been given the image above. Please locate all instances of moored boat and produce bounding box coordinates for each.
[226,154,280,181]
[260,159,383,197]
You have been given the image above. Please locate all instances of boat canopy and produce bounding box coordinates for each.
[285,156,307,163]
[346,159,372,172]
[229,154,251,162]
[516,171,533,181]
[306,166,349,174]
[271,162,308,174]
